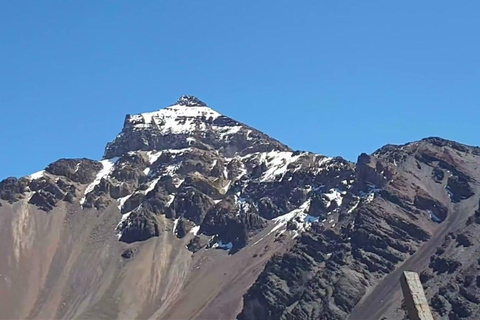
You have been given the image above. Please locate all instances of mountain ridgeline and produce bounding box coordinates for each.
[1,96,480,319]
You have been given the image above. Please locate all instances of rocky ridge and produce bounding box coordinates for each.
[1,96,480,319]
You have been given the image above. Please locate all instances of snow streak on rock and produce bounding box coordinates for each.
[80,158,117,205]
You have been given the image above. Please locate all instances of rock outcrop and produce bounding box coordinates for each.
[1,95,480,320]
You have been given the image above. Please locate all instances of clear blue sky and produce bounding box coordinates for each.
[1,1,479,180]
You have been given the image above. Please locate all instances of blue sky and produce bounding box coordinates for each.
[1,1,479,179]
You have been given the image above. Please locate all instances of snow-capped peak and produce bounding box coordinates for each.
[173,95,207,107]
[104,95,291,159]
[126,101,222,133]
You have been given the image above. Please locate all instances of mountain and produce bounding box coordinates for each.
[1,96,480,319]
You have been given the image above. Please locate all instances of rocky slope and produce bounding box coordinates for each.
[1,96,480,319]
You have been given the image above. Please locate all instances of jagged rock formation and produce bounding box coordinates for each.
[239,138,480,320]
[1,96,480,320]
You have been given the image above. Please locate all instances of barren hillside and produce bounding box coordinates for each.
[1,96,479,319]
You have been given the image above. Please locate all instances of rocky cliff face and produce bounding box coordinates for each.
[239,137,480,320]
[1,96,480,320]
[104,95,289,159]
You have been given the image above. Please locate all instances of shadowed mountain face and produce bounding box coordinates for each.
[1,96,480,320]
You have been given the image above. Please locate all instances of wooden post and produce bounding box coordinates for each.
[400,271,434,320]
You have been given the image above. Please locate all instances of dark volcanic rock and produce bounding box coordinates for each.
[173,188,214,225]
[238,230,359,320]
[0,177,29,202]
[181,174,221,199]
[27,176,74,211]
[187,235,209,253]
[29,177,66,199]
[430,256,462,274]
[257,197,282,219]
[414,191,448,222]
[355,153,390,191]
[29,191,57,211]
[239,138,480,320]
[432,167,445,183]
[175,218,194,238]
[121,248,136,259]
[200,197,266,251]
[118,209,160,243]
[308,192,329,217]
[447,175,474,203]
[425,213,480,320]
[46,158,102,184]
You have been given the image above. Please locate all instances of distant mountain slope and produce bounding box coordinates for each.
[1,96,479,320]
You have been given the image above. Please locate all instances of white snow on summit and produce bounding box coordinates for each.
[125,99,252,143]
[128,104,221,134]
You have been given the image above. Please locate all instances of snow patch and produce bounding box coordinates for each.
[365,192,375,203]
[167,194,175,206]
[210,159,218,170]
[141,177,160,195]
[117,194,133,211]
[173,178,184,188]
[260,151,302,182]
[347,199,360,213]
[359,184,382,204]
[313,157,333,174]
[270,200,311,236]
[221,181,231,194]
[304,214,320,224]
[237,197,251,212]
[322,188,344,208]
[116,210,135,239]
[212,240,233,250]
[172,218,179,235]
[214,125,243,139]
[80,158,118,205]
[190,225,201,236]
[27,170,45,180]
[164,164,180,176]
[428,210,442,223]
[166,148,191,155]
[146,151,163,164]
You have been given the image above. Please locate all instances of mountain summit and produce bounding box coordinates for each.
[1,97,480,320]
[104,95,289,159]
[174,95,207,106]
